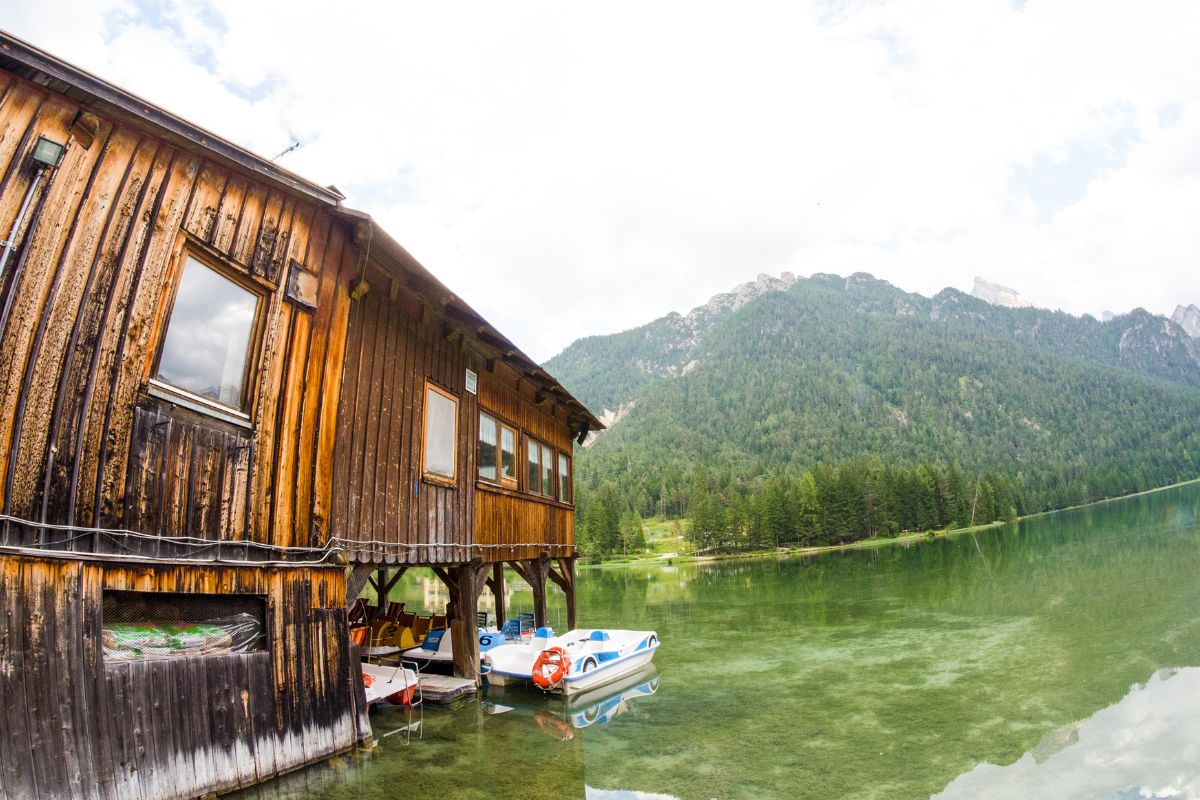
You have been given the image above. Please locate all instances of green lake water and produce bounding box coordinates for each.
[235,482,1200,800]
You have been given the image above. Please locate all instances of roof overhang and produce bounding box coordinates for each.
[0,27,603,435]
[0,31,343,206]
[334,207,605,434]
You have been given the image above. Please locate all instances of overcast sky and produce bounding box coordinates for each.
[6,1,1199,361]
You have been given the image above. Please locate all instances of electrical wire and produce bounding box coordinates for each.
[0,512,573,567]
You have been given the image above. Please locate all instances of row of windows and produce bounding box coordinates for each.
[477,412,572,502]
[153,253,573,505]
[421,388,572,503]
[421,381,572,504]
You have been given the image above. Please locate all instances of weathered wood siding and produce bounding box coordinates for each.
[0,554,365,800]
[331,290,576,563]
[330,260,476,565]
[475,370,575,560]
[0,67,354,554]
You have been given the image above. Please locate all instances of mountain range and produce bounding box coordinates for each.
[546,273,1200,518]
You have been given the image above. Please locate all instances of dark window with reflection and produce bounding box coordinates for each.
[500,425,517,483]
[541,444,554,498]
[558,453,571,503]
[479,413,499,481]
[480,412,518,487]
[527,439,540,494]
[156,256,258,409]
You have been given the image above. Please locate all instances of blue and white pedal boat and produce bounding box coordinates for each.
[482,627,660,695]
[400,627,506,673]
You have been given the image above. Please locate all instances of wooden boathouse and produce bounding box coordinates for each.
[0,30,601,800]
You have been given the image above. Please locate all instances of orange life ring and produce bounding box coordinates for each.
[531,646,570,689]
[362,672,374,688]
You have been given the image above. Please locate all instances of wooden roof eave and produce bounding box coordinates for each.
[0,29,344,207]
[333,208,605,434]
[0,28,604,434]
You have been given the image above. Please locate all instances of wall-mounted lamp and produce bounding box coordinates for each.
[31,136,66,169]
[0,136,68,335]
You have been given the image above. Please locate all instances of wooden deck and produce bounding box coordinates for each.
[418,674,478,704]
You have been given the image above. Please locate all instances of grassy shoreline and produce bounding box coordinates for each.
[580,476,1200,570]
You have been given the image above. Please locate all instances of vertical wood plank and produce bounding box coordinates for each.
[87,153,199,529]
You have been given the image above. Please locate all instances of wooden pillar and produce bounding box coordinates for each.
[531,556,550,630]
[548,557,577,631]
[504,558,551,629]
[489,562,506,626]
[375,568,388,607]
[448,559,488,684]
[564,557,577,630]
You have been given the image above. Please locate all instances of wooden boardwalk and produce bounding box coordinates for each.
[418,675,478,704]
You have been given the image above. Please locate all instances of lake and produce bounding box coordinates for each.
[233,482,1200,799]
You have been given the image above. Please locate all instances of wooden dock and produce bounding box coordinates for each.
[418,675,478,704]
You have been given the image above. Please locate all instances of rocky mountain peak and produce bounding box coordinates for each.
[1172,304,1200,338]
[683,271,798,326]
[971,276,1033,309]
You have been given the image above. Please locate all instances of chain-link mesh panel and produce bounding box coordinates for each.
[102,590,266,662]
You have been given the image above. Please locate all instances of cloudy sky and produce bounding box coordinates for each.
[5,1,1198,361]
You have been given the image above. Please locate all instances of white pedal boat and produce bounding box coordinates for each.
[400,627,506,672]
[482,627,660,695]
[360,662,419,706]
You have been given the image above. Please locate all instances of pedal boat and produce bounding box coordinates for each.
[482,627,659,695]
[400,626,507,672]
[360,662,419,706]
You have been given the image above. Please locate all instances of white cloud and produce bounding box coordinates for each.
[4,0,1199,360]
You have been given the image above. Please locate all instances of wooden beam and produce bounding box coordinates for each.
[490,562,505,626]
[505,558,549,629]
[530,557,550,630]
[345,564,375,609]
[380,566,408,600]
[430,565,454,593]
[547,563,570,593]
[474,561,491,597]
[547,557,577,630]
[563,557,577,630]
[505,560,532,587]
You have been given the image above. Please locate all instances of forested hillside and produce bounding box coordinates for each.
[547,273,1200,556]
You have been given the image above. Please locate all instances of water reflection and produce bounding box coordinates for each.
[484,666,660,737]
[935,667,1200,800]
[234,482,1200,800]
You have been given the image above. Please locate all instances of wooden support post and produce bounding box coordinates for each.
[505,558,551,629]
[531,556,550,630]
[345,564,375,609]
[489,562,506,626]
[379,567,408,603]
[374,568,388,607]
[547,557,576,630]
[449,559,488,684]
[550,557,577,630]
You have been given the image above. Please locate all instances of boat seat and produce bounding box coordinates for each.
[430,614,447,630]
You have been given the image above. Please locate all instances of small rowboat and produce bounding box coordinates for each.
[482,627,660,695]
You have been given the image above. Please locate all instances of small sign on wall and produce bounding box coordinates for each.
[285,259,318,309]
[465,369,478,394]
